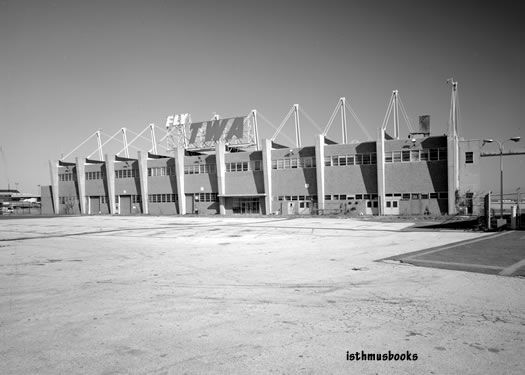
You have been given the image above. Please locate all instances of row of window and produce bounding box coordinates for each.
[385,148,447,163]
[59,196,77,204]
[86,171,105,180]
[323,192,449,200]
[59,173,75,181]
[95,195,141,203]
[277,195,318,201]
[149,167,176,177]
[185,164,216,175]
[325,153,377,167]
[272,157,316,170]
[115,169,139,179]
[193,193,219,202]
[226,160,262,172]
[149,194,177,203]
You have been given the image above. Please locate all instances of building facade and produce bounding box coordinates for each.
[41,131,482,217]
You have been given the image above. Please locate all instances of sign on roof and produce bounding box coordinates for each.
[166,115,256,150]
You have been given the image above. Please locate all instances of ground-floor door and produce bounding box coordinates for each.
[233,198,261,214]
[89,196,100,215]
[185,194,194,214]
[119,195,131,215]
[365,199,379,215]
[282,200,311,215]
[384,199,400,215]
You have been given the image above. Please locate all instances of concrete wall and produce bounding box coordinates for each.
[40,185,54,215]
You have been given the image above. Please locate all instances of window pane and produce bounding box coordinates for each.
[402,150,410,162]
[393,151,401,162]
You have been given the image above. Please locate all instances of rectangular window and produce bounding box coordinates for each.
[304,157,312,168]
[355,194,363,200]
[410,150,419,162]
[277,159,284,169]
[347,155,355,165]
[283,159,290,169]
[339,156,347,166]
[402,150,410,162]
[325,195,332,201]
[439,148,447,161]
[393,151,401,163]
[402,193,411,200]
[363,194,370,200]
[421,194,429,199]
[366,201,372,208]
[290,158,298,168]
[430,192,438,199]
[332,156,339,166]
[355,154,362,165]
[386,201,391,208]
[411,193,420,199]
[385,152,393,163]
[393,201,398,208]
[465,151,474,163]
[324,157,331,166]
[362,154,371,164]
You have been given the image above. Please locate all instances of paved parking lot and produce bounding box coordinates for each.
[0,216,524,374]
[384,230,525,277]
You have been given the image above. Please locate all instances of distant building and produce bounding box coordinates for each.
[1,189,41,213]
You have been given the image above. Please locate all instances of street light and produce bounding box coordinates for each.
[482,136,521,219]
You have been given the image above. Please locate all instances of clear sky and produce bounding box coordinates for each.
[1,0,523,195]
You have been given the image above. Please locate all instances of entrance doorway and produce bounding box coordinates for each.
[232,198,261,214]
[384,199,400,215]
[365,199,379,215]
[89,196,100,215]
[119,195,131,215]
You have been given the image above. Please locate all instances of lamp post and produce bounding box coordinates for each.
[482,137,521,219]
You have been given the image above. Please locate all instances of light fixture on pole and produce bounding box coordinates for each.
[482,136,521,219]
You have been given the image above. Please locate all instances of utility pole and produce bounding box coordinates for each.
[482,137,521,219]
